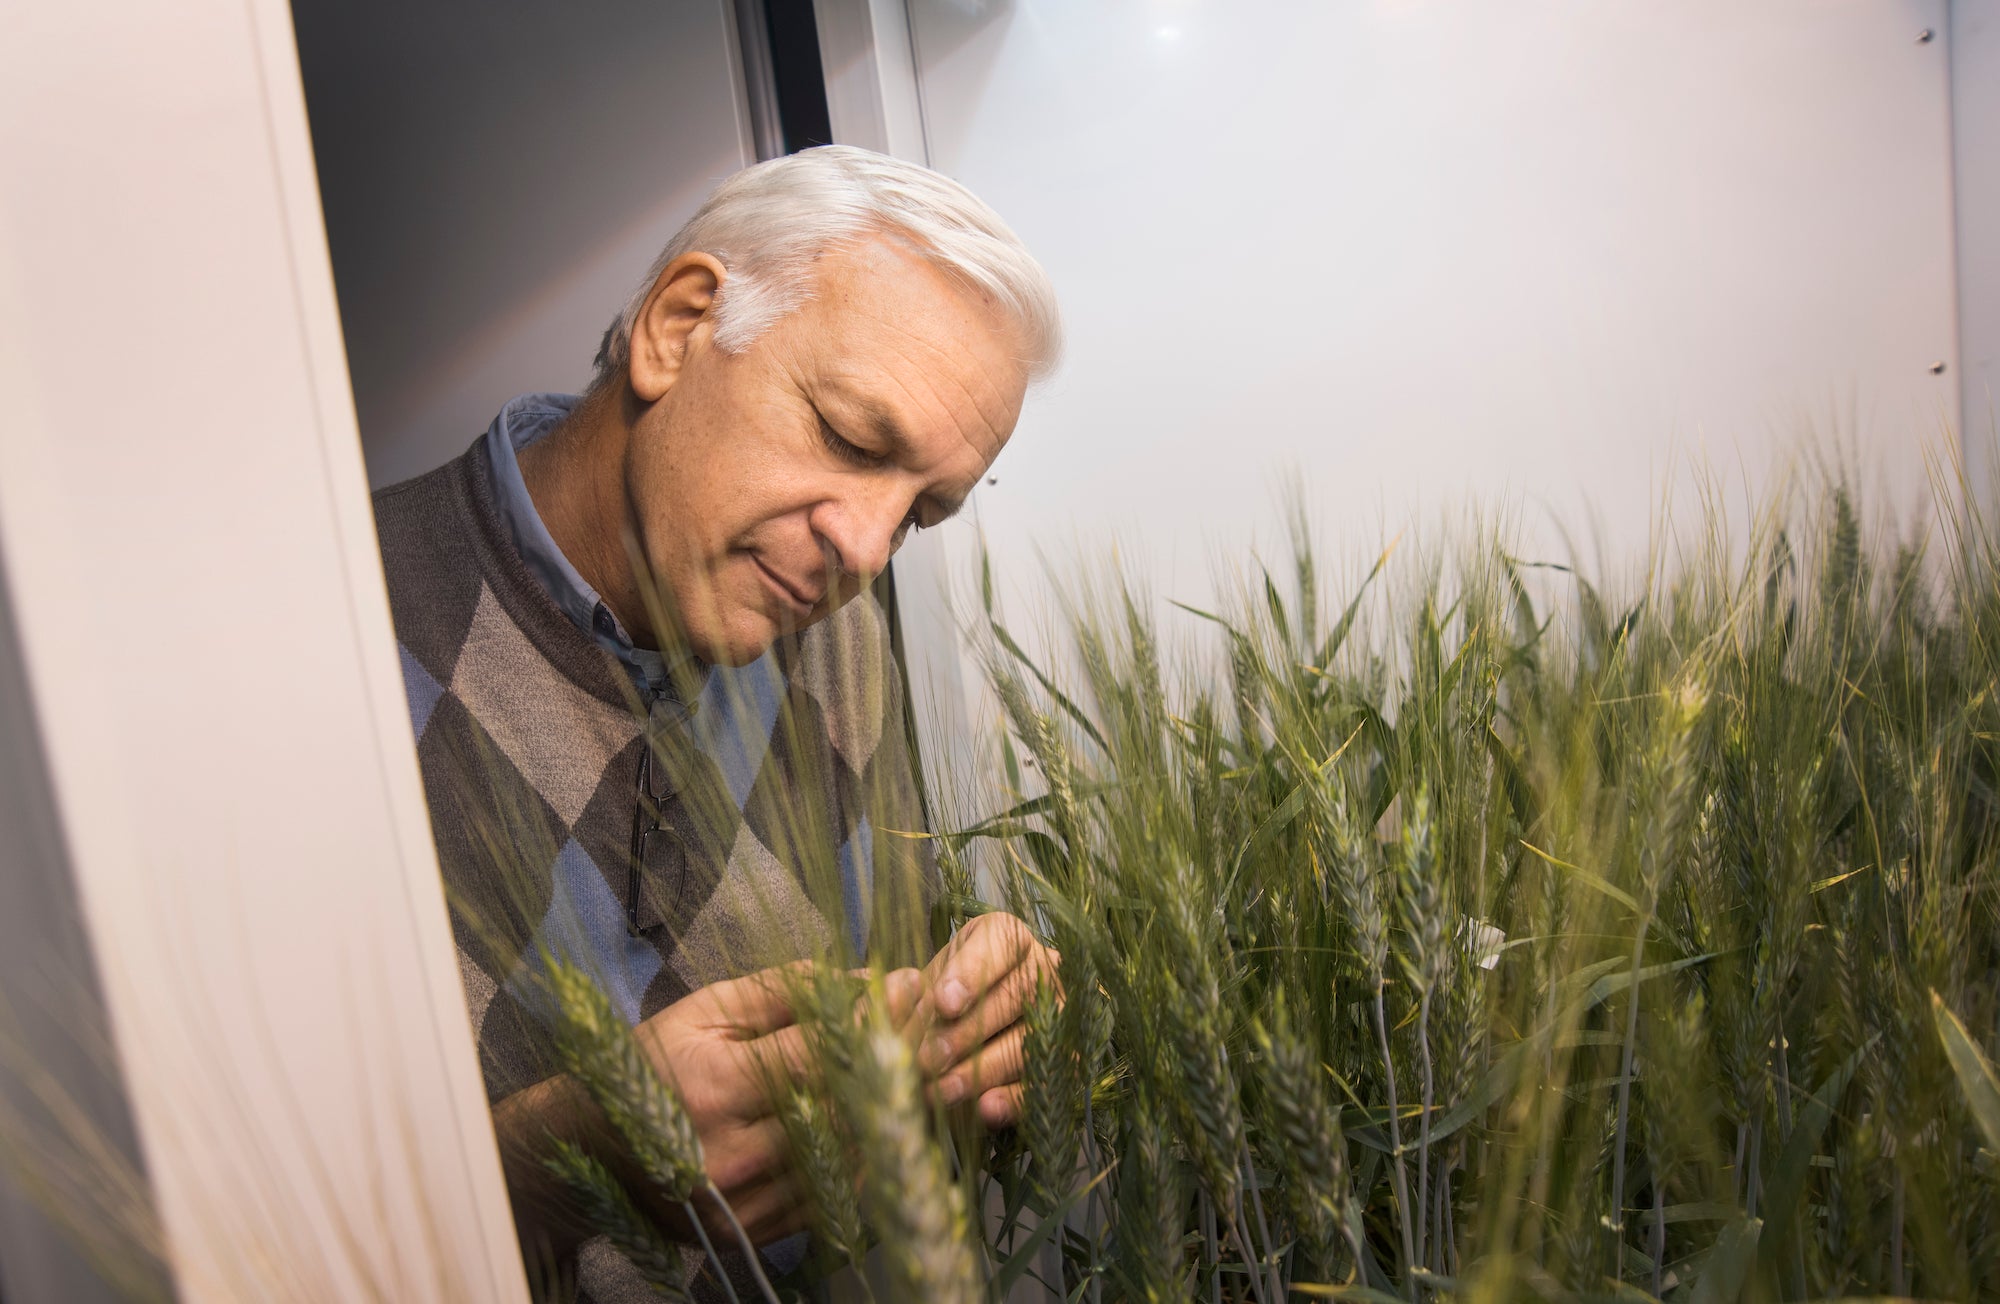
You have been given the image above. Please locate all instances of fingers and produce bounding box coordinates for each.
[976,1082,1026,1129]
[841,965,925,1027]
[908,913,1058,1078]
[933,1020,1025,1109]
[916,948,1048,1076]
[881,966,924,1028]
[690,965,807,1037]
[920,913,1044,1023]
[681,963,926,1043]
[732,966,923,1086]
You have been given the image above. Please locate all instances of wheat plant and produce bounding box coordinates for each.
[694,466,1998,1302]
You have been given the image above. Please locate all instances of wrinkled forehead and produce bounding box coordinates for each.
[793,240,1030,455]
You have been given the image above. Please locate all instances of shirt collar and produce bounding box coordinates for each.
[482,393,673,697]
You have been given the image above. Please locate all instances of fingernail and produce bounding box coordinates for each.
[939,978,969,1016]
[924,1035,952,1070]
[939,1074,967,1105]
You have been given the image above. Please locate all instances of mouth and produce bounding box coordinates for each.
[750,554,822,620]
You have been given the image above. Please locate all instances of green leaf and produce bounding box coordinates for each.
[1613,597,1647,647]
[1310,534,1399,671]
[1287,1286,1404,1302]
[991,1166,1111,1298]
[1420,953,1721,1152]
[1687,1215,1761,1304]
[1933,989,2000,1155]
[1263,565,1293,648]
[1757,1037,1873,1274]
[1485,726,1538,832]
[1424,1032,1540,1146]
[1585,952,1719,1007]
[1169,597,1235,629]
[1519,838,1640,912]
[942,783,1115,845]
[1225,721,1365,888]
[991,620,1112,755]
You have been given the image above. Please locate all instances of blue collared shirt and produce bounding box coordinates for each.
[482,393,675,699]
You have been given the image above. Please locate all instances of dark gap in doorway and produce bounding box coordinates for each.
[762,0,834,153]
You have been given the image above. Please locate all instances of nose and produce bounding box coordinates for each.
[810,486,910,584]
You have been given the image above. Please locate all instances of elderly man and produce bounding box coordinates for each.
[373,146,1059,1297]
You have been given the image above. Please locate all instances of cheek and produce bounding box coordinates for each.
[630,413,745,562]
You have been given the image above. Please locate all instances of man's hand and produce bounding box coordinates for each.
[907,911,1060,1129]
[496,963,922,1258]
[629,968,817,1245]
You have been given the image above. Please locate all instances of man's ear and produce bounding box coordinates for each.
[627,252,727,402]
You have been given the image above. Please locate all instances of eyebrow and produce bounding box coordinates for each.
[839,395,971,522]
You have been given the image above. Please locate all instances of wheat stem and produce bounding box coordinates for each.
[1373,985,1418,1293]
[702,1180,780,1304]
[678,1199,739,1304]
[1414,985,1435,1275]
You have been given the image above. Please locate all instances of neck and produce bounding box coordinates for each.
[516,388,657,649]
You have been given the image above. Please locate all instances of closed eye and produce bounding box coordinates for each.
[816,414,885,467]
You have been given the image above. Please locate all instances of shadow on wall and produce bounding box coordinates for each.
[0,536,164,1304]
[291,0,756,487]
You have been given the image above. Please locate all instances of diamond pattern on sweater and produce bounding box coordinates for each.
[692,656,787,808]
[794,597,888,776]
[400,641,447,739]
[525,836,665,1028]
[450,585,640,825]
[836,815,875,958]
[668,821,834,995]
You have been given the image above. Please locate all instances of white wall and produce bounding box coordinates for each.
[899,0,1961,649]
[1954,0,2000,498]
[0,0,527,1296]
[294,0,759,487]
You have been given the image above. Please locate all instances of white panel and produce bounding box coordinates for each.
[0,0,528,1297]
[817,0,933,161]
[907,0,1960,635]
[1954,0,2000,502]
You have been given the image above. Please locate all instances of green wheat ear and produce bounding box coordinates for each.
[543,1138,693,1301]
[542,955,707,1202]
[1249,992,1360,1279]
[777,1087,866,1271]
[1112,1084,1188,1303]
[1151,875,1245,1217]
[848,1018,983,1304]
[1020,970,1083,1208]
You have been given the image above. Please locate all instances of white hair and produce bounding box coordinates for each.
[591,145,1060,387]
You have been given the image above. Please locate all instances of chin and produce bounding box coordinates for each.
[710,640,772,669]
[703,612,787,667]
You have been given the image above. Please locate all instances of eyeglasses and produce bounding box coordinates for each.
[628,720,691,937]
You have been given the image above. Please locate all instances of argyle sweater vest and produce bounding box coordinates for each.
[375,441,932,1298]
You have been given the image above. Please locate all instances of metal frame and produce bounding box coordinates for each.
[734,0,789,162]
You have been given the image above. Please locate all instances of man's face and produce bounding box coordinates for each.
[624,237,1028,666]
